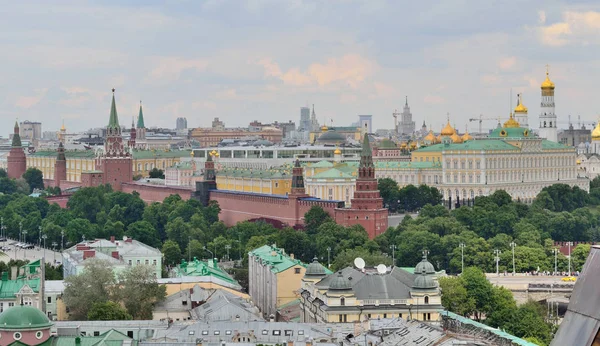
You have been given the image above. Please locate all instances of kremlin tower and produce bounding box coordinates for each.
[95,89,132,191]
[54,142,67,188]
[513,93,528,128]
[7,121,26,179]
[135,102,147,149]
[538,66,557,142]
[128,116,136,148]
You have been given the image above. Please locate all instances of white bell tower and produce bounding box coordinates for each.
[538,65,557,142]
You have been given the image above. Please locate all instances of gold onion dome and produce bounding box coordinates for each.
[450,132,463,143]
[462,131,473,141]
[321,125,328,132]
[592,123,600,140]
[514,98,528,113]
[424,130,436,142]
[334,147,342,155]
[400,142,408,148]
[410,141,417,149]
[441,121,456,136]
[436,134,442,143]
[503,113,520,128]
[541,68,555,90]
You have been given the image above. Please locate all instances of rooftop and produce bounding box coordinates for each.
[250,245,326,274]
[172,258,241,289]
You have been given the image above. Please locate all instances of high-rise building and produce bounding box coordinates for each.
[309,105,320,132]
[538,66,557,142]
[358,115,372,134]
[19,120,42,142]
[299,107,310,131]
[176,117,188,130]
[399,97,415,135]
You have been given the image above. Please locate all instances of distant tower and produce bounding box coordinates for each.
[309,104,320,132]
[513,93,529,128]
[54,142,67,188]
[7,121,26,179]
[96,89,132,191]
[135,101,146,149]
[539,66,557,142]
[290,159,308,197]
[421,121,428,136]
[399,96,416,135]
[299,107,310,131]
[58,120,66,143]
[358,115,373,135]
[128,116,136,148]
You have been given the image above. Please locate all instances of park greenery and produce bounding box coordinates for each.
[63,258,166,320]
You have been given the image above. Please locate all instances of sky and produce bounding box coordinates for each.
[2,0,600,136]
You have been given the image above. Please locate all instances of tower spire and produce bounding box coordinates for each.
[405,96,408,106]
[108,89,119,129]
[359,133,374,169]
[137,100,145,128]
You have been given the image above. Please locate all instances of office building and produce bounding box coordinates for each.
[299,106,310,131]
[176,117,188,130]
[19,120,42,142]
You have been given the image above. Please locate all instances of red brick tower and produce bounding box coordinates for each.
[128,116,136,148]
[335,134,388,238]
[290,159,308,197]
[96,89,132,191]
[54,142,67,188]
[7,121,26,179]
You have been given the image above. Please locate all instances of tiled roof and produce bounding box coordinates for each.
[250,245,318,274]
[173,258,240,287]
[416,140,519,152]
[0,279,40,299]
[132,150,192,159]
[29,150,96,158]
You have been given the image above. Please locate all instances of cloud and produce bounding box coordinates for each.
[498,56,517,70]
[14,88,48,109]
[423,95,445,104]
[538,11,600,46]
[538,10,546,25]
[148,57,209,82]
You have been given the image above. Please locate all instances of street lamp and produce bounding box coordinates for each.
[0,217,5,240]
[19,222,22,243]
[326,247,331,268]
[510,242,516,276]
[390,245,397,267]
[552,248,558,275]
[459,243,466,274]
[188,236,191,262]
[51,242,57,263]
[60,230,65,251]
[42,234,47,259]
[22,230,28,259]
[203,246,214,259]
[38,226,41,248]
[225,245,231,261]
[567,242,573,275]
[494,249,501,276]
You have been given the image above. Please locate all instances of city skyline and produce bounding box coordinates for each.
[2,1,599,133]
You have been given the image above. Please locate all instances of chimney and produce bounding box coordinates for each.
[83,250,95,260]
[1,272,7,281]
[76,244,90,251]
[208,259,214,268]
[290,253,294,260]
[110,236,115,243]
[10,266,17,280]
[125,237,133,243]
[111,251,119,259]
[287,341,293,346]
[123,235,127,241]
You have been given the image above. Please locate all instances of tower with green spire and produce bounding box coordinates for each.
[104,89,126,157]
[136,101,146,145]
[7,121,26,179]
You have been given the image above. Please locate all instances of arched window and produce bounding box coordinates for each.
[424,296,429,304]
[340,297,345,306]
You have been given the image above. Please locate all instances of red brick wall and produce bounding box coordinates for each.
[121,182,193,203]
[45,195,70,208]
[7,147,26,179]
[98,157,132,191]
[335,208,389,239]
[54,160,67,187]
[211,191,295,226]
[81,172,103,187]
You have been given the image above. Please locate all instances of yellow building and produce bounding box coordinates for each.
[216,165,293,195]
[248,245,332,319]
[27,150,96,183]
[304,161,358,204]
[132,149,192,177]
[300,255,442,323]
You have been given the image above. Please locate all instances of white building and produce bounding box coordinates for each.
[538,67,557,142]
[398,97,415,135]
[62,236,162,279]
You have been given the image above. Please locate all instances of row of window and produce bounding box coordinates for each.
[194,329,301,336]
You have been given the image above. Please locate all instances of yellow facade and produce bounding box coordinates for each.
[411,150,442,163]
[132,150,191,177]
[27,152,96,183]
[276,264,306,308]
[215,167,293,196]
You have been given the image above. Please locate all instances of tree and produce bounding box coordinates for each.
[14,178,30,194]
[184,239,205,261]
[148,168,165,179]
[0,168,6,178]
[330,247,391,271]
[63,259,117,320]
[126,221,161,248]
[303,206,332,234]
[87,301,132,321]
[378,178,400,211]
[117,265,166,319]
[460,267,494,321]
[166,217,191,249]
[22,168,44,193]
[67,185,111,223]
[162,240,182,266]
[0,177,17,194]
[438,276,475,316]
[502,301,552,345]
[571,243,591,272]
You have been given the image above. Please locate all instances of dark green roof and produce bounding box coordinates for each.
[132,150,192,159]
[108,92,119,129]
[316,130,346,144]
[30,150,96,158]
[137,102,145,128]
[12,122,22,147]
[489,126,531,139]
[541,140,571,149]
[360,133,374,168]
[175,258,240,288]
[377,139,398,149]
[0,305,51,330]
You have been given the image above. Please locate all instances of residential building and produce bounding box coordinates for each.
[0,260,42,313]
[299,254,442,323]
[249,245,329,319]
[176,117,188,130]
[398,97,415,135]
[190,127,283,147]
[170,258,242,291]
[44,280,65,321]
[62,236,162,279]
[164,154,202,187]
[19,120,42,143]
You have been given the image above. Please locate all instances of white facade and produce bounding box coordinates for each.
[399,97,415,135]
[538,70,557,142]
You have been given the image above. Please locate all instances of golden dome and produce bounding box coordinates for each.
[514,95,528,113]
[450,132,463,143]
[592,122,600,140]
[441,120,456,136]
[436,134,442,143]
[409,141,417,149]
[541,68,555,90]
[400,142,408,148]
[321,125,328,132]
[60,121,66,131]
[424,130,436,142]
[503,113,520,128]
[576,159,581,165]
[462,131,473,141]
[334,147,342,155]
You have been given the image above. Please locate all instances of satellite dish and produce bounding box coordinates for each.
[354,257,365,269]
[376,264,387,274]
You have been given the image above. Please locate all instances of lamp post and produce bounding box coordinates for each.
[60,230,65,251]
[494,249,501,276]
[510,242,516,275]
[19,222,22,243]
[42,234,47,259]
[459,243,465,274]
[188,236,191,262]
[0,217,5,240]
[22,230,28,259]
[389,245,397,267]
[326,247,331,268]
[203,246,214,260]
[567,242,573,275]
[38,226,41,248]
[552,248,558,275]
[225,245,231,261]
[51,242,57,263]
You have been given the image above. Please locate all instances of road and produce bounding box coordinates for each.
[0,239,62,265]
[486,273,572,290]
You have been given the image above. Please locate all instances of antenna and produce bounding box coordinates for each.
[376,264,387,274]
[354,257,365,270]
[510,88,512,115]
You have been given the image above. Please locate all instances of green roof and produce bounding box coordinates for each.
[415,140,519,152]
[108,92,120,129]
[137,102,145,128]
[0,305,51,330]
[132,150,191,159]
[0,279,40,299]
[250,245,333,274]
[175,258,240,288]
[216,167,290,180]
[489,126,531,139]
[377,139,398,149]
[375,161,439,169]
[309,160,334,168]
[54,330,137,346]
[312,168,353,179]
[541,140,572,149]
[29,150,96,158]
[11,122,22,148]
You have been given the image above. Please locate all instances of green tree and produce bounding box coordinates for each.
[87,301,132,321]
[0,168,6,178]
[184,239,205,261]
[22,168,44,193]
[126,221,161,248]
[14,178,30,194]
[303,206,332,234]
[166,217,191,249]
[0,177,17,194]
[460,267,494,321]
[162,240,182,266]
[378,178,400,211]
[148,168,165,179]
[117,264,166,319]
[67,185,111,223]
[63,259,117,320]
[330,247,391,271]
[438,276,475,316]
[571,243,591,272]
[503,301,552,345]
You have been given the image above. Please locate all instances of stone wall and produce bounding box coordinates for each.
[121,182,193,203]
